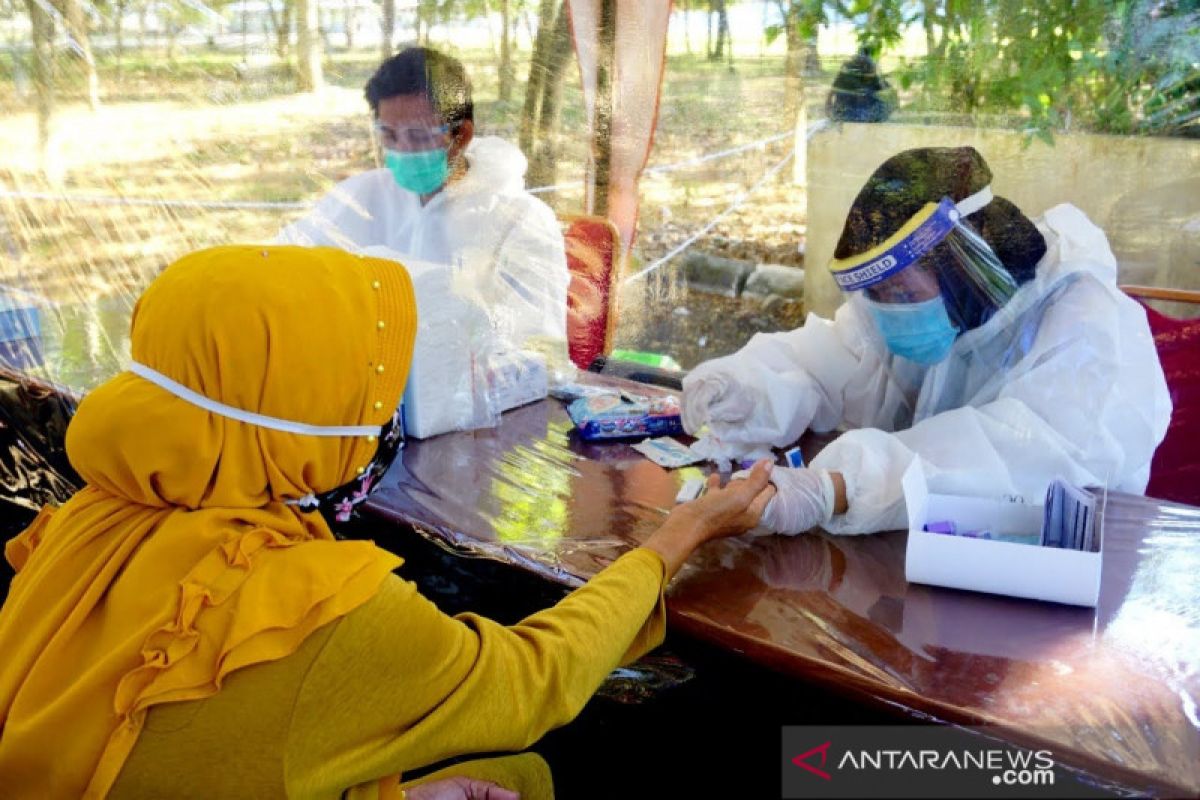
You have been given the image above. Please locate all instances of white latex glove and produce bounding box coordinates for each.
[689,435,773,473]
[681,368,760,435]
[683,355,824,457]
[758,467,836,536]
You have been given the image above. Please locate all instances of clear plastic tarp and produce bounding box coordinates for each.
[0,0,1198,789]
[2,1,1196,391]
[363,372,1200,797]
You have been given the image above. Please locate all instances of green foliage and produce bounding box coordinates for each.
[428,0,534,26]
[889,0,1199,138]
[833,0,911,53]
[770,0,826,40]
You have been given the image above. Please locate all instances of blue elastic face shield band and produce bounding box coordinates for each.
[830,197,964,292]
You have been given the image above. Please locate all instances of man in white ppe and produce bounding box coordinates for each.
[683,147,1172,536]
[278,47,569,363]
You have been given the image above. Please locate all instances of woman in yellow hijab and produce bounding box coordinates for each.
[0,245,773,799]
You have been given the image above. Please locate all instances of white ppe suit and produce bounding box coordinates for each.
[278,136,570,357]
[685,204,1172,534]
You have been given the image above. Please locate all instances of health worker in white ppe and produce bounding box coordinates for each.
[277,47,570,363]
[683,146,1172,536]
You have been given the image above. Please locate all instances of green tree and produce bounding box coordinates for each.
[707,0,731,63]
[296,0,322,90]
[498,0,513,100]
[887,0,1198,139]
[380,0,395,58]
[52,0,100,108]
[519,0,573,194]
[23,0,56,168]
[766,1,826,123]
[265,0,295,61]
[450,0,530,101]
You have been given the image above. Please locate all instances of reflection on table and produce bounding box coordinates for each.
[364,384,1200,797]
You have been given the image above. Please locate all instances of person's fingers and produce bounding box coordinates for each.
[465,779,518,800]
[705,472,722,491]
[746,484,776,523]
[733,459,773,499]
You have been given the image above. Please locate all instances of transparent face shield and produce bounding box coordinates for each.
[829,188,1019,366]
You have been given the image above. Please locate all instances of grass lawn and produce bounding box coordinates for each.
[1,41,827,379]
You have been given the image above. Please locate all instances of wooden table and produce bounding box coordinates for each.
[364,389,1200,797]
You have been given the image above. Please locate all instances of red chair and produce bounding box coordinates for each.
[562,215,622,370]
[1122,285,1200,506]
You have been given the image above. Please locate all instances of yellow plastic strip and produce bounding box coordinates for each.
[830,201,941,274]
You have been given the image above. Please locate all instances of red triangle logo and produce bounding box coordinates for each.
[791,741,832,781]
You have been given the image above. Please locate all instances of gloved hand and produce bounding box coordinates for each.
[681,367,761,435]
[683,357,824,457]
[758,467,836,536]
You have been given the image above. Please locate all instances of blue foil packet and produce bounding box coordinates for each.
[567,391,684,441]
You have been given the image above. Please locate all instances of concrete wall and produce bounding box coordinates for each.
[804,123,1200,318]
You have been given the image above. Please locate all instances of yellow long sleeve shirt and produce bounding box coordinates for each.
[108,546,667,799]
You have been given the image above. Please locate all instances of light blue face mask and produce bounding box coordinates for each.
[384,147,449,196]
[864,295,960,365]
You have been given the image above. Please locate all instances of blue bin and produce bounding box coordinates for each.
[0,294,44,369]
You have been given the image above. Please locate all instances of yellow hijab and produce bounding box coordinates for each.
[0,245,417,798]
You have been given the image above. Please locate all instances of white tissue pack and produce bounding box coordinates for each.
[381,254,548,439]
[392,256,495,439]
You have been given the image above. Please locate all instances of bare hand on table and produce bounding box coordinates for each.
[642,459,776,577]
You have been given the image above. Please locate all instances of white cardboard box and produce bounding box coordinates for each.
[902,462,1103,607]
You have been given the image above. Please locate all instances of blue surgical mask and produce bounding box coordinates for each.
[384,147,449,196]
[864,295,959,365]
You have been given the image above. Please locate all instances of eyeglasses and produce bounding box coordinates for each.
[864,260,943,304]
[373,121,450,150]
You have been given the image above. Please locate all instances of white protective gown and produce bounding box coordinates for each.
[277,136,570,357]
[687,204,1172,534]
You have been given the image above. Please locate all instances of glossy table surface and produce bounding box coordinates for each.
[365,383,1200,796]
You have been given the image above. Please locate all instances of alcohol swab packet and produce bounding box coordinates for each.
[631,436,706,468]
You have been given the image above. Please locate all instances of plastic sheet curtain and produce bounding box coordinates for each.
[567,0,671,263]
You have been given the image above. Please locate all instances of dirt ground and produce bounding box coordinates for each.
[0,47,829,374]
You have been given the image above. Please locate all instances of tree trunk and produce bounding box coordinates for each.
[527,3,572,192]
[24,0,55,170]
[343,0,354,50]
[712,0,729,63]
[589,0,616,216]
[706,5,712,58]
[783,8,803,123]
[519,0,558,154]
[499,0,513,102]
[780,2,821,119]
[267,0,291,60]
[285,0,296,58]
[921,0,937,59]
[682,5,691,54]
[297,0,323,91]
[115,0,127,78]
[138,4,148,51]
[59,0,100,109]
[380,0,394,59]
[803,28,819,74]
[482,0,496,57]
